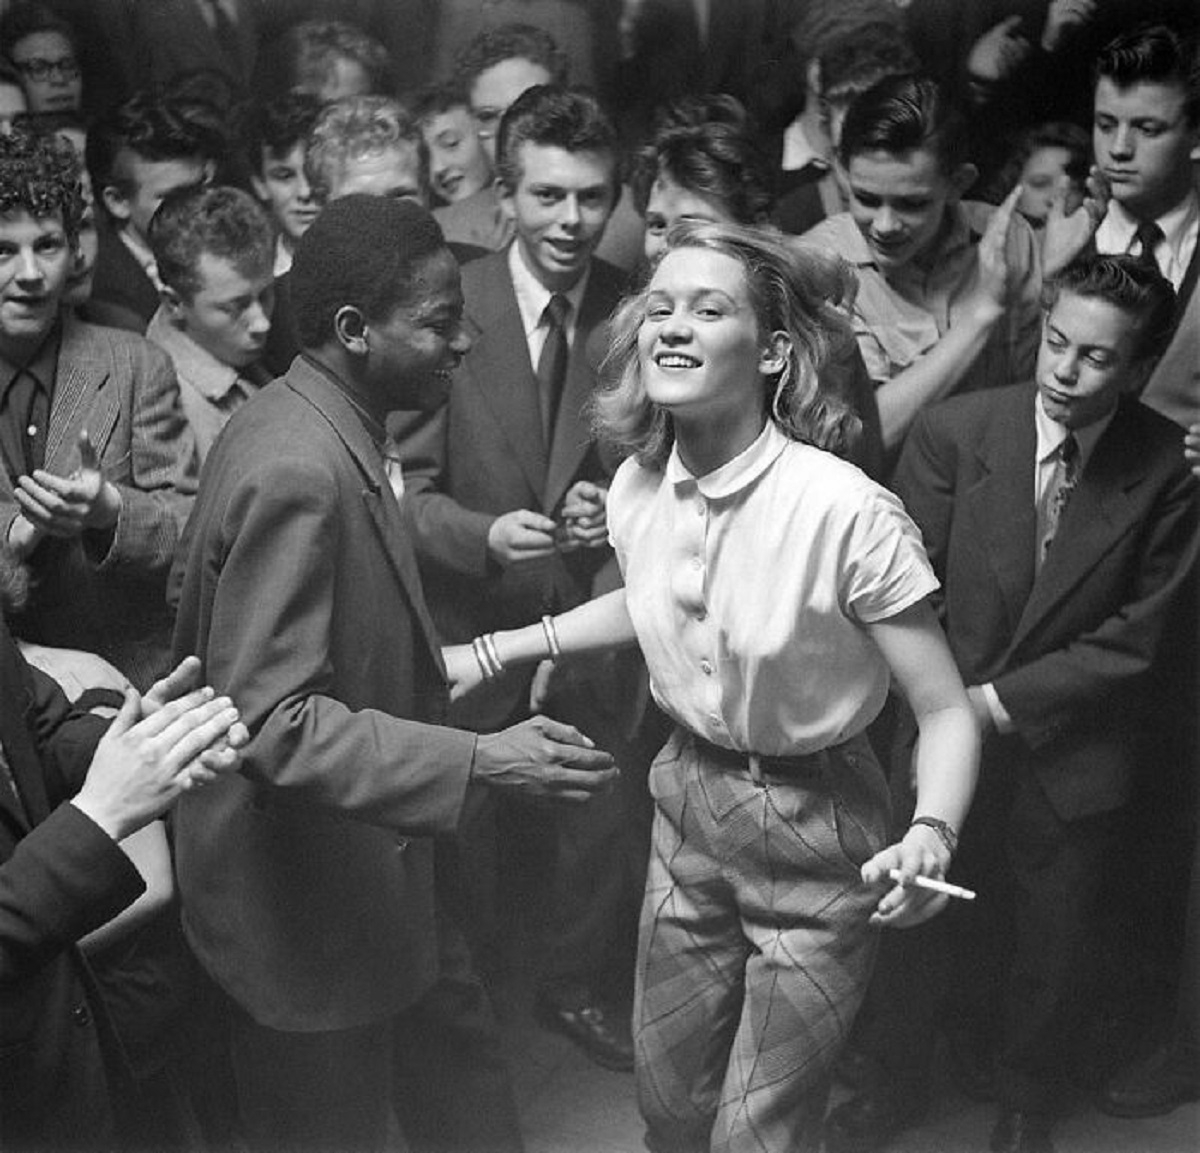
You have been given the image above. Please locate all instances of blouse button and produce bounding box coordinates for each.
[692,555,703,570]
[695,608,706,621]
[700,659,713,675]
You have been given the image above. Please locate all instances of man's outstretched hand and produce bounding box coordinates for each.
[473,716,618,802]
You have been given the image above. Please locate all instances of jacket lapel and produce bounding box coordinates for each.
[1009,409,1141,652]
[965,397,1038,633]
[464,258,547,499]
[286,361,446,674]
[544,279,608,512]
[44,315,116,473]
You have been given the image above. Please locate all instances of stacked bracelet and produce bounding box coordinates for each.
[472,634,504,680]
[541,615,562,663]
[909,815,958,857]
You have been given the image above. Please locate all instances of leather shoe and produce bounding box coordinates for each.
[824,1089,925,1153]
[533,996,634,1072]
[1099,1044,1200,1118]
[989,1109,1055,1153]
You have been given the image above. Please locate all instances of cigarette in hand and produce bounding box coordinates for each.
[888,869,976,901]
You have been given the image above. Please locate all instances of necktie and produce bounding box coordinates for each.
[536,294,570,446]
[3,367,49,478]
[1040,433,1080,565]
[1133,221,1164,275]
[0,740,29,824]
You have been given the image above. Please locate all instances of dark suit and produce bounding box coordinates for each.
[86,222,160,336]
[0,314,198,691]
[0,620,141,1151]
[398,249,652,1005]
[171,355,519,1150]
[886,384,1198,1109]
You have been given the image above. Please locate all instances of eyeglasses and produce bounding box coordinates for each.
[14,56,80,82]
[471,106,505,141]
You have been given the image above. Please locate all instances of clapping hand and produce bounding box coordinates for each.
[13,430,121,539]
[1043,165,1109,277]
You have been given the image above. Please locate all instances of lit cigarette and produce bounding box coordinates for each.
[888,869,976,901]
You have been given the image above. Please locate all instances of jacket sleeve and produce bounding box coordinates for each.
[90,338,198,575]
[194,453,475,833]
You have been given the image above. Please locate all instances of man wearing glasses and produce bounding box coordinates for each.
[1,4,82,116]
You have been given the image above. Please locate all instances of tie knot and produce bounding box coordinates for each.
[1060,432,1079,469]
[1134,220,1164,261]
[544,294,571,328]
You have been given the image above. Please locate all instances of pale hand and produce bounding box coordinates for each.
[967,15,1031,84]
[558,481,608,550]
[1040,0,1097,53]
[13,430,120,539]
[1043,166,1109,277]
[487,509,557,566]
[444,643,486,702]
[73,685,246,842]
[969,185,1022,315]
[862,824,953,928]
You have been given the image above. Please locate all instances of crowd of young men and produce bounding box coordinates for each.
[0,3,1196,1152]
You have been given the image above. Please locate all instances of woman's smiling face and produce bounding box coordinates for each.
[638,246,769,423]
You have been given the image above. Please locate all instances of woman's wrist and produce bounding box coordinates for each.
[908,815,958,858]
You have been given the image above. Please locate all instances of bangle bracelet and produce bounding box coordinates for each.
[541,615,562,663]
[472,636,497,680]
[909,815,958,857]
[482,632,504,676]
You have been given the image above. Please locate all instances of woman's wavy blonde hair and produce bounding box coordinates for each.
[593,220,859,469]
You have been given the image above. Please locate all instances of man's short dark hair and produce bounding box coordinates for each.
[452,22,569,91]
[149,185,273,302]
[1095,23,1200,127]
[0,2,78,58]
[291,194,447,348]
[495,85,618,194]
[242,91,324,174]
[630,93,772,224]
[305,96,428,203]
[411,80,471,124]
[86,91,217,201]
[1043,254,1177,363]
[0,126,83,239]
[838,74,969,173]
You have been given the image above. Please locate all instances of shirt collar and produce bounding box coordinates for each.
[0,319,62,399]
[118,226,164,292]
[146,306,246,402]
[507,241,589,339]
[1097,191,1200,261]
[1034,393,1115,470]
[666,418,788,500]
[781,117,830,173]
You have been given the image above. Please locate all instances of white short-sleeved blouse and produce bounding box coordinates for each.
[607,421,938,756]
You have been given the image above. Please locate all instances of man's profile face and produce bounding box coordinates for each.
[844,146,962,275]
[1036,289,1145,430]
[470,57,552,165]
[363,248,469,412]
[1093,78,1198,221]
[107,152,211,242]
[329,143,425,204]
[170,251,275,369]
[502,141,616,293]
[0,209,71,357]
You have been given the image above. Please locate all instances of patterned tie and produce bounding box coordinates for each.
[535,294,570,446]
[1040,432,1080,565]
[1133,221,1164,275]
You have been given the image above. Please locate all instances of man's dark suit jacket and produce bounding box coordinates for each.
[171,356,475,1032]
[398,250,627,729]
[86,222,160,336]
[894,384,1198,821]
[0,621,141,1149]
[0,314,198,690]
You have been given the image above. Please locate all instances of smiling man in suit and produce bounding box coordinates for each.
[828,254,1198,1153]
[397,84,647,1072]
[0,128,197,691]
[171,193,617,1153]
